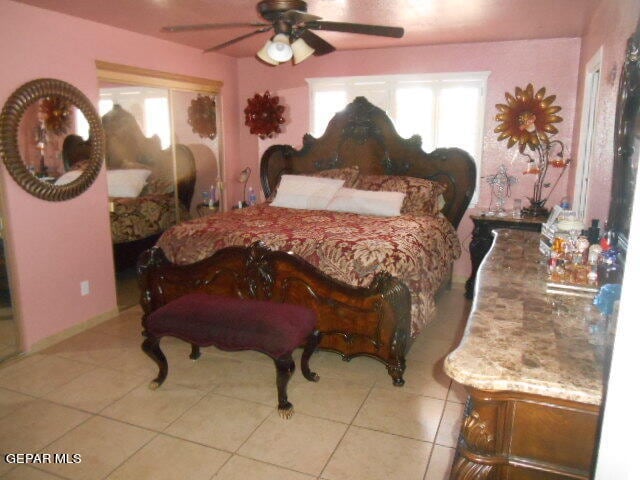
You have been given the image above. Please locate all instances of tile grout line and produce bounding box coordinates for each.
[29,413,96,480]
[98,431,162,480]
[317,382,376,479]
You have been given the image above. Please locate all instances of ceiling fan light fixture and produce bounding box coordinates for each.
[291,37,315,64]
[257,39,279,65]
[266,33,293,62]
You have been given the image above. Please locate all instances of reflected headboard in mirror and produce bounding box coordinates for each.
[609,20,640,255]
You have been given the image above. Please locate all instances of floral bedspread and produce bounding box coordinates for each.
[157,203,461,336]
[110,194,189,244]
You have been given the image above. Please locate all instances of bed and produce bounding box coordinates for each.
[100,105,197,271]
[138,96,476,385]
[108,145,196,271]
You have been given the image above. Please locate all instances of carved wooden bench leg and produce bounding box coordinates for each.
[301,330,321,382]
[141,335,168,390]
[387,358,406,387]
[189,344,201,360]
[274,354,295,419]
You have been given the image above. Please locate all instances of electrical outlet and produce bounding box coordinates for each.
[80,280,90,296]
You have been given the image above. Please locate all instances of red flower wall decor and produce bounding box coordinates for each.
[244,91,285,139]
[188,95,217,140]
[39,96,72,136]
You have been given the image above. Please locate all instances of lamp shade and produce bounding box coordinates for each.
[266,34,293,62]
[257,40,279,65]
[238,167,251,184]
[291,38,315,64]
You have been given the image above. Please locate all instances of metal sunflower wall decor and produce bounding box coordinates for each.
[188,95,217,140]
[39,96,72,136]
[244,91,285,139]
[494,84,570,217]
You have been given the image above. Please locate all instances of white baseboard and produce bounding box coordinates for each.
[28,307,120,353]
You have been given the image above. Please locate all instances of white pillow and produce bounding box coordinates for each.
[326,188,406,217]
[54,170,83,186]
[107,169,152,198]
[270,175,344,210]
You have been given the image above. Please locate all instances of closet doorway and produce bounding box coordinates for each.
[96,61,224,310]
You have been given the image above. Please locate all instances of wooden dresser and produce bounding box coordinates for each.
[445,230,605,480]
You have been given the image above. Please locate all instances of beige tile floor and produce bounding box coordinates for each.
[0,283,471,480]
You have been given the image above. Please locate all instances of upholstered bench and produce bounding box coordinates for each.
[141,293,321,418]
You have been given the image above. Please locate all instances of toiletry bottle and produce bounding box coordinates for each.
[588,219,600,245]
[248,187,257,206]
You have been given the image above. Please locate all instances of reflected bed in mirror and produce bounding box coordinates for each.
[0,78,104,201]
[99,101,197,276]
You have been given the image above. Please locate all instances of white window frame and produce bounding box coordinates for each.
[307,72,489,205]
[574,47,603,222]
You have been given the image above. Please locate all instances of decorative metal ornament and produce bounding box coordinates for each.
[494,84,563,153]
[39,95,72,136]
[494,84,570,216]
[484,164,517,216]
[187,95,217,140]
[244,91,285,139]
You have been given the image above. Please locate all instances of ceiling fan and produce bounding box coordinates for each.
[161,0,404,65]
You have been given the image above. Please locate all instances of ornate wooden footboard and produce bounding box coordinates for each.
[138,241,412,385]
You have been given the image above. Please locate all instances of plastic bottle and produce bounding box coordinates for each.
[248,187,257,206]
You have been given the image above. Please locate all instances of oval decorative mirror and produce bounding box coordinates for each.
[0,78,104,201]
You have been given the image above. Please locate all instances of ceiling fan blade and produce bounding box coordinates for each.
[203,27,272,53]
[299,30,336,55]
[162,22,269,33]
[307,21,404,38]
[282,10,322,25]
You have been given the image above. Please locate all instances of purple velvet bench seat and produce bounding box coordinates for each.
[141,293,320,418]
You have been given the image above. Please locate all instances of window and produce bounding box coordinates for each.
[308,72,489,204]
[574,47,602,221]
[99,87,172,149]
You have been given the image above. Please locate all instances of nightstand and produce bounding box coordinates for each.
[196,203,220,217]
[465,213,547,299]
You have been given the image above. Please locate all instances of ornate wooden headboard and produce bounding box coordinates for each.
[260,96,476,228]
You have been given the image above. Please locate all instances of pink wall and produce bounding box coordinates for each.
[0,0,239,349]
[568,0,640,223]
[236,37,582,278]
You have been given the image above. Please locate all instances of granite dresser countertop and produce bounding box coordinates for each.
[444,229,605,405]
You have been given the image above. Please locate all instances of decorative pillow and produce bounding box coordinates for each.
[54,170,83,186]
[267,166,359,202]
[311,166,360,188]
[326,188,405,217]
[107,169,152,198]
[357,175,447,216]
[140,172,174,196]
[270,175,344,210]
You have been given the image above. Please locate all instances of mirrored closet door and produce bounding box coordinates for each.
[0,203,18,361]
[96,61,223,310]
